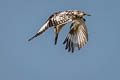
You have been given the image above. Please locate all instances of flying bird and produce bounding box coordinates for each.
[28,10,91,53]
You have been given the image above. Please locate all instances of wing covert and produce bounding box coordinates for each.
[49,11,75,26]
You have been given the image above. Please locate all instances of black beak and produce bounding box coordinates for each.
[84,14,91,16]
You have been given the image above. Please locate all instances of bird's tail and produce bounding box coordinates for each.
[54,24,66,45]
[28,21,50,41]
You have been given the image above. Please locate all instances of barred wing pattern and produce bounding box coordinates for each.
[63,18,88,53]
[28,20,50,41]
[28,10,75,41]
[28,10,90,53]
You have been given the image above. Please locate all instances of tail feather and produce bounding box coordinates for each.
[54,33,58,45]
[54,24,66,45]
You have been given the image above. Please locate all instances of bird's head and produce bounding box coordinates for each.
[78,11,91,17]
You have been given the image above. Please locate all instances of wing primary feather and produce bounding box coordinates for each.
[28,11,89,53]
[28,33,41,41]
[63,37,68,44]
[71,41,74,53]
[68,39,71,52]
[28,20,50,41]
[63,18,88,52]
[65,38,69,50]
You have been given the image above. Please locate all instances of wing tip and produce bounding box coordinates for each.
[28,36,35,42]
[28,33,41,42]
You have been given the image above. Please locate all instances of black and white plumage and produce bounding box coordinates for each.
[28,10,91,53]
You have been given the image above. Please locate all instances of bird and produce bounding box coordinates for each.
[28,10,91,53]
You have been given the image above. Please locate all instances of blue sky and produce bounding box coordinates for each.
[0,0,120,80]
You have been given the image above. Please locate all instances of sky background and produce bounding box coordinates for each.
[0,0,120,80]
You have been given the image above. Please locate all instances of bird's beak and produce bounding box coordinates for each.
[84,14,91,16]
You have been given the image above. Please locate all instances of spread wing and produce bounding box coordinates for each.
[28,11,74,41]
[28,20,50,41]
[63,18,88,53]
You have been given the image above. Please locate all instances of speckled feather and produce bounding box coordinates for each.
[28,10,90,53]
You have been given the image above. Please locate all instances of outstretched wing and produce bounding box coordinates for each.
[28,10,75,41]
[28,20,50,41]
[63,18,88,53]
